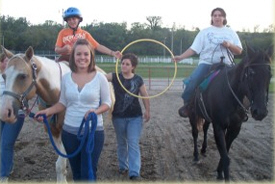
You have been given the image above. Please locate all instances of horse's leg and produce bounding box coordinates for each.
[51,136,67,183]
[53,136,68,183]
[225,116,243,152]
[213,123,230,181]
[220,117,243,181]
[49,112,67,183]
[189,114,199,162]
[201,120,210,155]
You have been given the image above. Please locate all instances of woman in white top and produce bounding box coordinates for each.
[173,7,243,117]
[35,39,111,181]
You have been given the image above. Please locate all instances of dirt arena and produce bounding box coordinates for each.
[7,91,274,183]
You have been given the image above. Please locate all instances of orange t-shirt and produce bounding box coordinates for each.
[55,28,99,54]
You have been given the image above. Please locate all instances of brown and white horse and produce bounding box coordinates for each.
[0,46,114,182]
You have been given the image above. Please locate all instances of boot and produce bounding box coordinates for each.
[178,104,189,117]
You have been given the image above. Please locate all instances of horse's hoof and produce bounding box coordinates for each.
[201,149,207,155]
[216,174,224,180]
[192,157,200,164]
[201,151,207,157]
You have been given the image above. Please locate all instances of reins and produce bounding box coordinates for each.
[224,65,249,121]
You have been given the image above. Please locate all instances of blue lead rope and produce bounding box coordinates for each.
[30,112,98,181]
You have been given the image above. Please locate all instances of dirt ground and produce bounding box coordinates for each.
[7,91,274,183]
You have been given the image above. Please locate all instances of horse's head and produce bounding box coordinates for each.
[242,44,273,120]
[0,46,40,123]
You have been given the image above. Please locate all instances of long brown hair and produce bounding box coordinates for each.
[69,39,96,73]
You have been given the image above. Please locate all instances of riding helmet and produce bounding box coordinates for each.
[63,7,83,22]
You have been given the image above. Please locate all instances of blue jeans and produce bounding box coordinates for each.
[0,116,25,177]
[182,64,212,104]
[61,129,104,181]
[112,116,143,177]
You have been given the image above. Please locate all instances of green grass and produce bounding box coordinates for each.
[97,63,195,78]
[97,62,275,93]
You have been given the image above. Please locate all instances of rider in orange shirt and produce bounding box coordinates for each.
[55,7,121,61]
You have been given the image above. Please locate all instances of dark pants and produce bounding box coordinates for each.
[61,129,104,181]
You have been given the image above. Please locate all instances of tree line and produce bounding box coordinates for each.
[0,15,274,58]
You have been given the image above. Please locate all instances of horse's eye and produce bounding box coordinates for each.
[247,68,255,76]
[18,74,28,80]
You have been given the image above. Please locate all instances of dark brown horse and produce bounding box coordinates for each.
[186,44,273,181]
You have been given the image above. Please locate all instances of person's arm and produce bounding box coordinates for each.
[35,103,66,121]
[222,41,242,55]
[55,45,72,55]
[55,30,72,55]
[173,48,196,63]
[105,73,113,82]
[96,44,122,59]
[139,84,150,122]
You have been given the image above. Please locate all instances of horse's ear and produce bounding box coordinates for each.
[1,45,14,58]
[245,43,255,57]
[25,46,34,61]
[265,45,273,59]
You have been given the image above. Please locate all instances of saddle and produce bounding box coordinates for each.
[199,62,226,92]
[57,55,70,62]
[195,62,227,122]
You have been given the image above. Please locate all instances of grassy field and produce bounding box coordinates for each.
[97,62,274,93]
[97,63,196,78]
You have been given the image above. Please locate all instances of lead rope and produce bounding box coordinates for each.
[30,112,97,181]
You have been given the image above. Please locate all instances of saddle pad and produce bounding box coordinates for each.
[199,70,220,91]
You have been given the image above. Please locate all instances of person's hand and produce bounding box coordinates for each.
[143,111,150,123]
[34,109,49,122]
[113,51,122,59]
[222,41,231,49]
[63,44,72,55]
[172,56,182,63]
[85,109,96,120]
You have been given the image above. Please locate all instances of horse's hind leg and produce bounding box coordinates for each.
[192,127,199,162]
[189,116,199,162]
[201,121,210,155]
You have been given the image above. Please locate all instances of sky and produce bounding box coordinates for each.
[0,0,274,32]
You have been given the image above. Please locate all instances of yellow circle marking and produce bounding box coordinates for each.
[115,38,177,99]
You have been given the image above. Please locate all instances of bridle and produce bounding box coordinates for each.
[197,53,271,123]
[242,62,271,105]
[225,60,271,121]
[3,56,38,110]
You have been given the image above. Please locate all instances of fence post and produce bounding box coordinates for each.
[149,67,151,90]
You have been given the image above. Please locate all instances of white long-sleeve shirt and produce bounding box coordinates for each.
[0,74,5,99]
[59,71,111,133]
